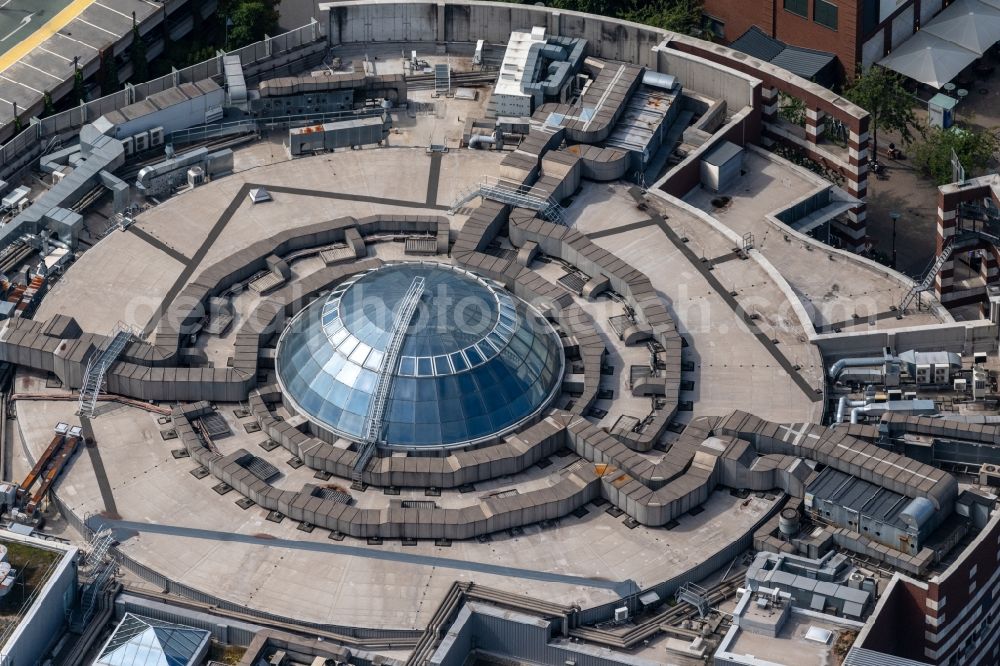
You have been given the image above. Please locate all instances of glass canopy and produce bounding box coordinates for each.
[275,263,565,449]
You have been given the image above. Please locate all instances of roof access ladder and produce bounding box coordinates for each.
[352,276,426,485]
[78,322,135,418]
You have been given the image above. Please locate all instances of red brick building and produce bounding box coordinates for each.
[702,0,951,82]
[847,502,1000,665]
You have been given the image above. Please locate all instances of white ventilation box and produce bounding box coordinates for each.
[149,126,164,147]
[613,606,628,622]
[187,167,205,188]
[133,131,149,152]
[122,136,134,156]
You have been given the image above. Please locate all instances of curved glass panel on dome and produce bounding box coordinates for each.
[275,263,565,449]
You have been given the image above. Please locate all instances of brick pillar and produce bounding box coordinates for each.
[805,108,822,144]
[837,117,870,253]
[983,246,1000,287]
[936,192,959,301]
[761,86,779,124]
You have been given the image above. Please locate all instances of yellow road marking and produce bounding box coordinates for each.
[0,0,99,76]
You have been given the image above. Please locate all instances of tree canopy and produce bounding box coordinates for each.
[530,0,705,35]
[844,66,917,153]
[224,0,281,49]
[912,126,999,185]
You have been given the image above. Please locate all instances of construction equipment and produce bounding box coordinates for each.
[15,422,83,521]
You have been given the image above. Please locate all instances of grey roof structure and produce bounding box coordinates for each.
[94,613,210,666]
[806,466,913,531]
[730,26,837,87]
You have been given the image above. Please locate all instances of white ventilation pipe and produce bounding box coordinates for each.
[835,396,868,425]
[467,134,497,149]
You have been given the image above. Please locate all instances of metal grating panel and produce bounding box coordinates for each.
[557,272,587,294]
[241,455,280,481]
[249,272,285,294]
[400,500,437,508]
[404,237,438,255]
[200,413,232,439]
[315,487,353,504]
[320,246,356,265]
[434,63,451,96]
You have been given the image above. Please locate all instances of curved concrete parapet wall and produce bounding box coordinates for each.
[0,215,448,404]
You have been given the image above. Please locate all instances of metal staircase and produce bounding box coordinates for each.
[676,581,711,619]
[899,224,1000,313]
[899,242,955,313]
[83,529,114,567]
[78,322,135,417]
[352,276,426,484]
[449,177,566,224]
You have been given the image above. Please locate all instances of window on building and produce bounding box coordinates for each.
[815,0,838,30]
[704,15,725,40]
[784,0,808,18]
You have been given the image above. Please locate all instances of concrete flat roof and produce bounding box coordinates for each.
[684,151,947,333]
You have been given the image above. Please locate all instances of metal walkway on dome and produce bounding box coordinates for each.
[450,176,567,225]
[353,276,426,483]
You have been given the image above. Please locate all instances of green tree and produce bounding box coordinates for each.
[226,0,280,49]
[42,91,54,115]
[621,0,703,34]
[100,49,118,94]
[844,65,917,156]
[912,126,999,185]
[778,93,806,127]
[73,67,85,105]
[131,26,149,83]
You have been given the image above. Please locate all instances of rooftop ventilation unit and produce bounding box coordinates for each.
[149,126,164,147]
[187,167,205,188]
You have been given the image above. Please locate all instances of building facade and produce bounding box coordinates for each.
[848,508,1000,665]
[702,0,948,81]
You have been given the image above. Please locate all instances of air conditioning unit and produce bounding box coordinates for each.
[121,136,134,156]
[613,607,628,622]
[133,131,149,152]
[954,378,968,392]
[915,364,931,384]
[187,167,205,188]
[149,126,164,147]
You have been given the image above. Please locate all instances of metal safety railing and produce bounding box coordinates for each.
[78,321,135,417]
[450,176,567,225]
[899,225,1000,312]
[353,276,425,482]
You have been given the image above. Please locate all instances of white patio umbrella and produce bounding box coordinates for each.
[923,0,1000,55]
[879,30,979,88]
